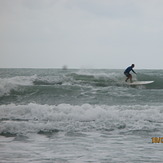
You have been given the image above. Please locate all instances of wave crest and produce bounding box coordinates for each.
[0,75,37,97]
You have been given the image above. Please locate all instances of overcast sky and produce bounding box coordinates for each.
[1,0,163,69]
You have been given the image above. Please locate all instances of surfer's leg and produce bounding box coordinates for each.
[125,73,129,82]
[125,77,129,82]
[129,74,132,83]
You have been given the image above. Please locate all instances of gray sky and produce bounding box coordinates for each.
[1,0,163,69]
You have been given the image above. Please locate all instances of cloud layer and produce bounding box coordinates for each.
[1,0,163,69]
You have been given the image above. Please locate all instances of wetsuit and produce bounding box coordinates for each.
[124,66,136,77]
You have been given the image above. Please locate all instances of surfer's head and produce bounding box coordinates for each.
[131,64,135,67]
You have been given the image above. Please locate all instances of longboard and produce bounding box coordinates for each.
[127,81,154,85]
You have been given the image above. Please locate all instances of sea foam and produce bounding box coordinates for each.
[0,75,37,96]
[0,103,163,136]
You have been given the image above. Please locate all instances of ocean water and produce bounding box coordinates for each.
[0,68,163,163]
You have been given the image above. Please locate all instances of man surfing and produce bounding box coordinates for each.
[124,64,137,83]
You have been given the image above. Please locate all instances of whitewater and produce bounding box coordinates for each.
[0,68,163,163]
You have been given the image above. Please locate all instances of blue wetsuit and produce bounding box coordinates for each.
[124,66,136,77]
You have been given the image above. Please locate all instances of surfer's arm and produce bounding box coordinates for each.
[132,69,137,74]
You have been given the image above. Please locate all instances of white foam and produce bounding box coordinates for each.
[0,103,163,135]
[0,75,37,96]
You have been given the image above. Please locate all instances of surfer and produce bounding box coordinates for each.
[124,64,137,83]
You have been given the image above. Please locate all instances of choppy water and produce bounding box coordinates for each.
[0,68,163,162]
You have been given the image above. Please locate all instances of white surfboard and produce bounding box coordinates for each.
[127,81,154,85]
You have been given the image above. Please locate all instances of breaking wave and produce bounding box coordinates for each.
[1,69,163,106]
[0,75,37,97]
[0,103,163,136]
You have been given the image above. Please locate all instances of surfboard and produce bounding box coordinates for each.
[127,81,154,85]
